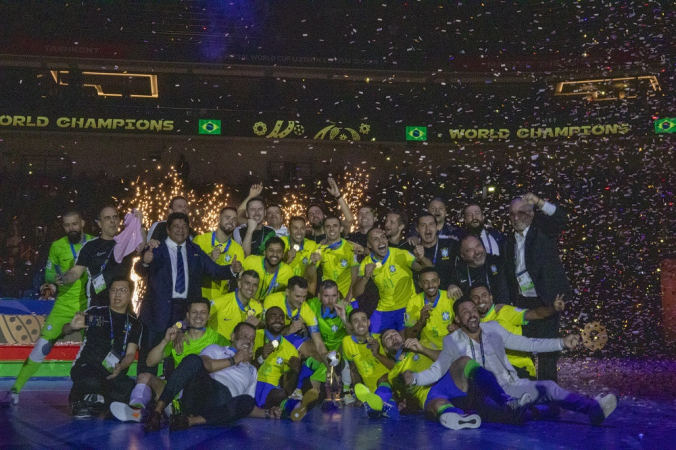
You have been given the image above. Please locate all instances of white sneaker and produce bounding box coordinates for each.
[594,393,618,423]
[290,388,304,401]
[0,390,19,407]
[110,402,148,423]
[439,412,481,430]
[342,392,356,406]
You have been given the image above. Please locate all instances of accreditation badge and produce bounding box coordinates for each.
[92,274,107,294]
[102,350,121,373]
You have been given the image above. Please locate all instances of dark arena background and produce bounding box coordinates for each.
[1,1,675,448]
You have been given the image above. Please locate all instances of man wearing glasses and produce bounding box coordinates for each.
[504,193,571,382]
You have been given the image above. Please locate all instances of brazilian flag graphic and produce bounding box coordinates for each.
[655,118,676,134]
[406,126,427,141]
[199,119,222,135]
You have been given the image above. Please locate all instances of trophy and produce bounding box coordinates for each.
[324,350,343,409]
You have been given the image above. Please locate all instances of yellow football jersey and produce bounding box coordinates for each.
[254,329,299,386]
[341,335,390,392]
[317,239,359,297]
[359,248,417,312]
[193,232,245,300]
[404,290,454,350]
[283,237,318,278]
[264,292,319,334]
[242,255,294,302]
[481,304,535,377]
[209,290,263,340]
[388,350,435,409]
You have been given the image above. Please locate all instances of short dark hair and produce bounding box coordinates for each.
[417,213,437,225]
[319,279,339,293]
[265,236,285,251]
[462,203,483,216]
[233,321,256,336]
[359,205,377,216]
[169,196,188,210]
[240,269,260,280]
[348,308,368,322]
[98,205,118,220]
[287,276,308,291]
[468,283,491,297]
[418,267,439,277]
[323,216,342,226]
[460,234,484,249]
[110,275,134,291]
[452,296,475,317]
[289,215,306,227]
[189,297,211,313]
[387,210,408,228]
[366,227,383,239]
[246,196,265,210]
[167,212,190,228]
[219,206,238,216]
[62,210,82,220]
[306,204,325,217]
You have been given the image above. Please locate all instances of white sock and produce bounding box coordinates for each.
[28,338,53,364]
[341,363,351,391]
[129,384,151,408]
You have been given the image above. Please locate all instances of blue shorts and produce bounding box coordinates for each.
[369,308,406,334]
[285,333,308,350]
[424,371,467,410]
[255,381,285,408]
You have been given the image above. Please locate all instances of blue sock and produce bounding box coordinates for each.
[469,365,508,406]
[296,363,314,390]
[283,398,299,412]
[374,383,393,404]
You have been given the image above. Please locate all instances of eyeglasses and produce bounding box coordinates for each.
[110,288,130,294]
[508,211,531,220]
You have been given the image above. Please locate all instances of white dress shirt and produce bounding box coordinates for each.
[200,344,257,398]
[513,202,556,298]
[165,237,189,298]
[480,229,500,256]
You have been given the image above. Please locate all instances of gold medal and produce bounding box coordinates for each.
[174,321,183,330]
[375,262,382,269]
[293,244,300,251]
[247,309,255,316]
[272,340,279,349]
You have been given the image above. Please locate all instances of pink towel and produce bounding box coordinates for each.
[114,210,144,263]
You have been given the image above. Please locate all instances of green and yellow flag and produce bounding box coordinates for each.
[655,118,676,134]
[199,119,221,135]
[406,126,427,141]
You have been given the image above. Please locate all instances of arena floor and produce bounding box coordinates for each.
[2,359,675,450]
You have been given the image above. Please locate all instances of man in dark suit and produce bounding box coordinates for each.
[504,193,571,382]
[136,212,242,375]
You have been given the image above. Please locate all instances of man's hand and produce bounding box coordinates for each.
[210,246,222,262]
[447,322,459,334]
[553,294,565,312]
[262,341,275,359]
[363,263,375,279]
[352,243,365,256]
[562,333,580,349]
[173,331,188,354]
[367,336,381,357]
[142,248,154,265]
[286,248,297,264]
[404,338,423,353]
[326,177,341,198]
[268,406,282,419]
[419,304,433,322]
[413,245,425,261]
[146,239,161,249]
[164,325,179,343]
[55,274,64,287]
[494,304,506,312]
[406,236,421,247]
[401,370,415,386]
[246,218,258,231]
[288,356,302,373]
[310,251,322,264]
[334,301,347,323]
[106,363,123,380]
[133,209,144,223]
[288,317,304,334]
[245,314,260,327]
[248,183,264,199]
[234,347,253,364]
[230,255,242,274]
[446,285,463,300]
[522,193,543,208]
[70,312,86,331]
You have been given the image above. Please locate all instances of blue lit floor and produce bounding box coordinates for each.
[1,376,674,450]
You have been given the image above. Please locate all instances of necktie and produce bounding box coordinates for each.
[175,245,186,294]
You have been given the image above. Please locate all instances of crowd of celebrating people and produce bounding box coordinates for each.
[0,177,619,432]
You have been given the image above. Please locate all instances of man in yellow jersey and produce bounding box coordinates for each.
[283,216,318,279]
[404,267,456,349]
[253,306,319,421]
[340,309,395,418]
[209,270,262,339]
[306,216,359,301]
[242,237,294,303]
[1,211,94,406]
[469,284,564,379]
[193,206,245,299]
[353,228,432,334]
[110,298,229,423]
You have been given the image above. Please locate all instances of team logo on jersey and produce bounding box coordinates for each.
[303,257,309,265]
[331,324,339,333]
[490,265,497,275]
[389,265,396,273]
[340,259,348,268]
[442,312,451,321]
[441,248,449,258]
[413,354,420,361]
[225,255,232,262]
[276,357,284,365]
[46,324,53,331]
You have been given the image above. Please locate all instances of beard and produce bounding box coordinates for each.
[465,221,484,235]
[219,224,234,235]
[67,231,82,244]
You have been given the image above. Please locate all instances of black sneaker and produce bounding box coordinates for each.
[169,413,190,432]
[72,401,92,419]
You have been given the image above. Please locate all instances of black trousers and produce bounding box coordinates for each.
[158,354,255,425]
[69,362,135,405]
[138,298,191,376]
[516,295,560,382]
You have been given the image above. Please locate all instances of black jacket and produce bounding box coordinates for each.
[451,254,509,305]
[504,205,571,306]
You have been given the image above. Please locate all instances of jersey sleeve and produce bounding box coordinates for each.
[216,333,231,347]
[129,320,143,347]
[358,259,367,277]
[44,241,60,284]
[342,337,354,361]
[398,248,416,268]
[301,303,319,333]
[404,297,420,328]
[74,241,93,267]
[503,305,528,326]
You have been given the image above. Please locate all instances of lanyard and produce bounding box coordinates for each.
[466,265,491,290]
[259,259,280,298]
[234,289,250,312]
[351,334,373,345]
[322,306,337,319]
[324,239,343,251]
[289,237,304,251]
[265,329,282,344]
[424,291,440,308]
[212,232,232,254]
[108,307,130,358]
[370,249,390,266]
[483,230,493,255]
[285,296,301,321]
[100,245,115,272]
[469,334,485,367]
[70,235,88,260]
[431,239,439,265]
[394,346,406,362]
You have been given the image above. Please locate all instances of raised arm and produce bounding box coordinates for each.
[326,177,354,233]
[237,183,264,225]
